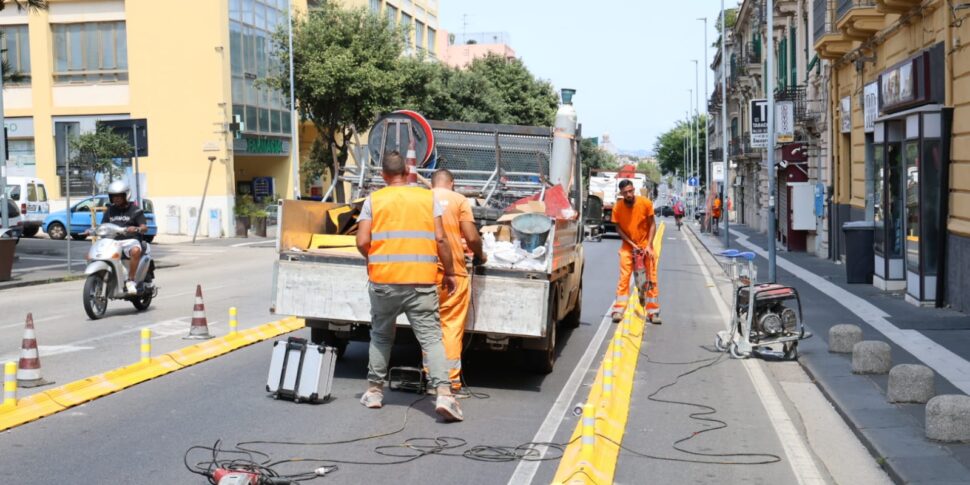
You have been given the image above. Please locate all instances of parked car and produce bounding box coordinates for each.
[265,204,279,225]
[43,195,157,242]
[4,177,49,237]
[654,205,674,217]
[0,199,24,239]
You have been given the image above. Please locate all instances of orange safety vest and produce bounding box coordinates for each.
[368,186,439,285]
[712,198,722,218]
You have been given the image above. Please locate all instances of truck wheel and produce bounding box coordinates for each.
[22,226,38,238]
[562,282,582,329]
[524,295,557,374]
[311,327,348,359]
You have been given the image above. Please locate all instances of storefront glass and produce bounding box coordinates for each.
[904,140,920,272]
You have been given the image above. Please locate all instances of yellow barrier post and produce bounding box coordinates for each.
[140,328,151,364]
[229,307,238,336]
[3,361,16,408]
[601,358,614,405]
[612,335,623,362]
[580,403,595,463]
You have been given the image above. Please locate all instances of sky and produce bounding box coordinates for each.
[439,0,733,154]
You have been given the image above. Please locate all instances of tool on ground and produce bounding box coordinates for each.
[17,313,51,388]
[266,336,335,403]
[388,366,426,394]
[185,284,213,340]
[713,250,812,360]
[632,248,652,309]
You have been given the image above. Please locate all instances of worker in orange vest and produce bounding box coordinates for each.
[355,151,464,422]
[428,169,486,396]
[611,179,660,323]
[712,192,723,236]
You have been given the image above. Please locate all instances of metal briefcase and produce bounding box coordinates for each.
[266,336,336,403]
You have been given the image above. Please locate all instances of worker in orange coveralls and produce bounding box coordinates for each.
[428,169,487,397]
[611,179,660,324]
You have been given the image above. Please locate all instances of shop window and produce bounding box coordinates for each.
[8,139,35,170]
[52,21,128,83]
[0,24,31,84]
[873,144,885,252]
[904,141,919,272]
[922,138,943,275]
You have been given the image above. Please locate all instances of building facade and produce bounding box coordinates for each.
[815,0,970,310]
[437,31,516,68]
[1,0,305,237]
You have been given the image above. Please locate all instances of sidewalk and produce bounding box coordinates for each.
[689,220,970,484]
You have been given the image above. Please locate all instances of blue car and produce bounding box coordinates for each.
[43,195,157,242]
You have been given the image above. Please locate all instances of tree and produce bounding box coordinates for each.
[466,54,558,126]
[652,114,707,185]
[579,137,617,179]
[274,4,407,198]
[637,160,662,185]
[70,128,133,194]
[0,1,46,84]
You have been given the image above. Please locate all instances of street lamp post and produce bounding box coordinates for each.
[721,0,730,247]
[766,0,777,282]
[288,1,300,200]
[687,91,693,217]
[699,17,710,232]
[692,59,700,226]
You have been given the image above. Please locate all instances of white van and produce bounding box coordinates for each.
[4,177,49,237]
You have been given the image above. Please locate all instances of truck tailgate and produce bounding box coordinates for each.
[273,258,549,338]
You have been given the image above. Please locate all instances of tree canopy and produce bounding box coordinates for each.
[652,114,707,186]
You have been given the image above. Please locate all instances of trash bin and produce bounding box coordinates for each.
[0,228,18,282]
[842,221,875,284]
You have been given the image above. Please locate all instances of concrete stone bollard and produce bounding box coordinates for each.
[926,395,970,443]
[888,364,935,404]
[852,341,891,374]
[829,324,863,353]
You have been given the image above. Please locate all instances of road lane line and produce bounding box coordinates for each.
[0,315,60,330]
[733,233,970,394]
[684,229,825,485]
[230,240,275,248]
[507,309,615,485]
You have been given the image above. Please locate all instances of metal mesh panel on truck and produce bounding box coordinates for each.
[432,126,553,185]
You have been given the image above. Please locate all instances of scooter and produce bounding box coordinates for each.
[82,223,158,320]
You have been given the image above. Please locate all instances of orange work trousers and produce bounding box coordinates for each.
[437,273,470,390]
[614,245,659,315]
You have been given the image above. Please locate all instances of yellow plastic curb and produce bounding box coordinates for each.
[0,317,305,432]
[553,222,664,484]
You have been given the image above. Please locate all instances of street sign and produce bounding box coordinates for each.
[688,176,699,187]
[864,82,878,133]
[776,101,794,143]
[712,162,725,182]
[750,99,768,148]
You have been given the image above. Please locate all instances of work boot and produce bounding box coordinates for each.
[451,387,472,399]
[611,312,623,323]
[435,395,464,422]
[649,312,662,325]
[360,387,383,409]
[125,280,138,295]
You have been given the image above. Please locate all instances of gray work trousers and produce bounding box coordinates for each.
[367,282,449,389]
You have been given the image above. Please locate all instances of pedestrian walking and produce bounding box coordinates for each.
[355,151,464,422]
[611,179,660,323]
[429,169,487,397]
[711,192,723,236]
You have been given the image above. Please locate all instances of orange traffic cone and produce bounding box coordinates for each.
[185,285,214,340]
[17,313,52,388]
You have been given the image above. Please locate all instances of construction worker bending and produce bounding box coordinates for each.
[611,179,660,324]
[355,151,464,422]
[428,169,487,397]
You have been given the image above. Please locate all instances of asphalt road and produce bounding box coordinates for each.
[0,225,885,484]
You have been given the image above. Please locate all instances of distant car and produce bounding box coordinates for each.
[265,204,279,225]
[0,199,24,239]
[43,195,157,242]
[655,205,674,217]
[4,176,49,237]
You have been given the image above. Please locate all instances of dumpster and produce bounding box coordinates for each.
[842,221,875,284]
[0,228,18,282]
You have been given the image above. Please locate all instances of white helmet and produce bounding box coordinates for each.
[107,180,130,198]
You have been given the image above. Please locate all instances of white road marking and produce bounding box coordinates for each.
[684,230,826,485]
[507,310,615,485]
[36,345,96,357]
[0,315,61,330]
[12,262,86,273]
[230,240,275,248]
[733,233,970,394]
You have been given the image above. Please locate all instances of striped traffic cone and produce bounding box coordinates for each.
[17,313,52,388]
[185,285,214,340]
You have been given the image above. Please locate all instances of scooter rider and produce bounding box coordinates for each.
[104,181,149,295]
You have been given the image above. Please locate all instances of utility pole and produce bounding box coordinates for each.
[721,0,730,247]
[700,17,710,230]
[692,59,700,228]
[0,59,8,229]
[687,91,693,218]
[766,0,777,282]
[288,1,300,200]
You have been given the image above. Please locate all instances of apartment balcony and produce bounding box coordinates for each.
[776,85,807,121]
[775,0,798,16]
[710,147,725,163]
[745,42,762,65]
[813,0,853,60]
[729,134,758,159]
[836,0,882,40]
[875,0,922,13]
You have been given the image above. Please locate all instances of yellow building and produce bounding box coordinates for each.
[814,0,970,310]
[1,0,307,237]
[340,0,440,56]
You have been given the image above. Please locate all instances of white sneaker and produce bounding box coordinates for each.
[125,281,138,295]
